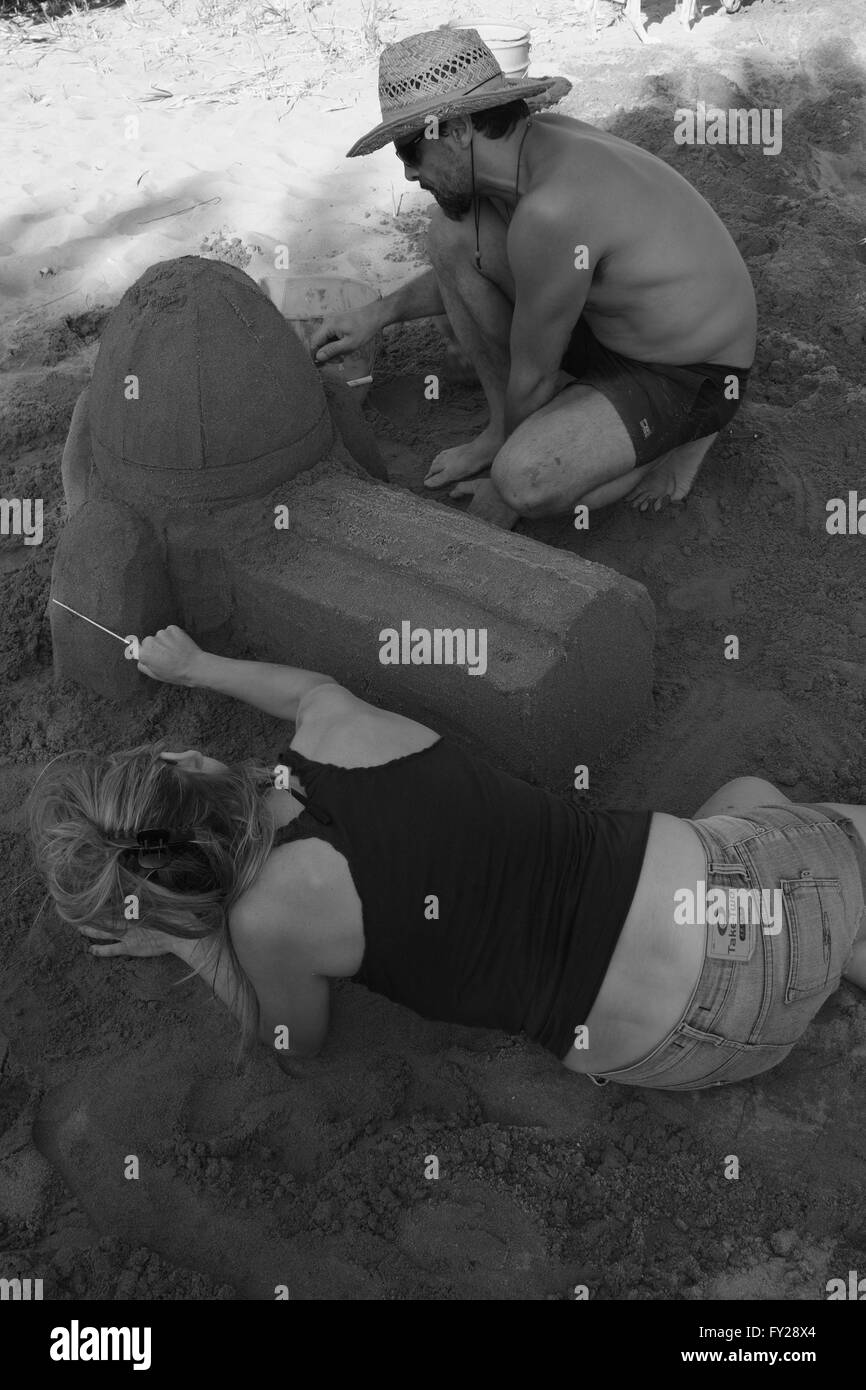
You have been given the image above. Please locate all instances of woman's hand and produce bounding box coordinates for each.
[78,924,179,958]
[137,625,204,687]
[308,304,381,365]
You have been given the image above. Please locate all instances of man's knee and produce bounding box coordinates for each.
[490,448,551,518]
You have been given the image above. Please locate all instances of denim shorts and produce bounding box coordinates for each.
[588,803,866,1091]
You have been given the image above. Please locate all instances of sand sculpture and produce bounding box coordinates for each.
[52,255,387,696]
[50,254,655,785]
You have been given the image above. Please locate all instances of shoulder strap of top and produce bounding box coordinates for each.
[271,798,340,850]
[271,816,321,849]
[278,745,319,777]
[278,746,328,798]
[271,747,337,850]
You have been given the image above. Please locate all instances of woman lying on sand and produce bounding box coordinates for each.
[29,627,866,1091]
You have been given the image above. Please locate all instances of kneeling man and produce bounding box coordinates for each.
[312,28,756,526]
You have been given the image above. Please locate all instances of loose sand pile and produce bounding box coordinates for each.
[2,0,866,1299]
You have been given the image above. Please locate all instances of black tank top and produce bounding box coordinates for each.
[272,738,652,1057]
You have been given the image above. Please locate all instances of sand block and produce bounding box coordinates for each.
[50,500,175,701]
[163,534,235,635]
[224,460,655,785]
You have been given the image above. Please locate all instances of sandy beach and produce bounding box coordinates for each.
[2,0,866,1302]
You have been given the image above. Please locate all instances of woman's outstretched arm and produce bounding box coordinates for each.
[136,625,340,721]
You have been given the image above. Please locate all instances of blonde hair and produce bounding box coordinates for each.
[27,740,279,1047]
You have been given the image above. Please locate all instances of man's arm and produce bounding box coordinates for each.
[310,270,445,365]
[504,200,597,436]
[377,268,445,326]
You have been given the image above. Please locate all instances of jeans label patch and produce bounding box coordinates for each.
[707,915,757,961]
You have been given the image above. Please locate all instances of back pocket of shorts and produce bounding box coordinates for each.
[780,877,843,1002]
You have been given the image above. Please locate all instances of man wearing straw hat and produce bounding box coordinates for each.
[311,28,756,526]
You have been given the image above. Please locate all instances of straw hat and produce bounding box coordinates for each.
[347,28,558,158]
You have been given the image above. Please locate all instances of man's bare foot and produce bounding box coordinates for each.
[424,425,505,489]
[450,477,518,530]
[626,436,715,512]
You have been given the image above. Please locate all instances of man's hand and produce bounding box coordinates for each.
[78,924,180,958]
[309,304,382,365]
[137,626,204,687]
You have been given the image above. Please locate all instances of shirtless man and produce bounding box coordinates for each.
[311,28,757,527]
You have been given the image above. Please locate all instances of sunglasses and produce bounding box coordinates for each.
[394,131,426,164]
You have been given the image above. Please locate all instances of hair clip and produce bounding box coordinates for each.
[135,826,193,871]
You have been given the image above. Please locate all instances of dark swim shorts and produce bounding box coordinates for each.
[561,318,751,467]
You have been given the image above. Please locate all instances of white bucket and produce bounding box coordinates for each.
[457,20,531,79]
[259,274,380,401]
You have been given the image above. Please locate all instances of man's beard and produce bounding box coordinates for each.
[433,188,473,220]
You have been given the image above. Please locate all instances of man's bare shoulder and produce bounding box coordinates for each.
[508,181,603,274]
[533,115,675,199]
